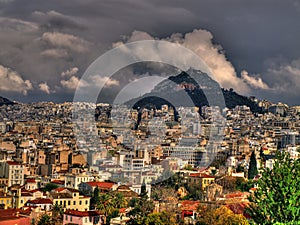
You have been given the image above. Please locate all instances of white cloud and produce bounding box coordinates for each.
[0,65,33,95]
[114,29,270,94]
[264,59,300,92]
[60,76,87,90]
[0,17,38,32]
[41,49,68,58]
[90,75,119,87]
[61,67,79,77]
[38,82,51,94]
[241,70,269,90]
[41,32,90,53]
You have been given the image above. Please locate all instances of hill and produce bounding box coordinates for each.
[0,95,15,106]
[125,69,262,113]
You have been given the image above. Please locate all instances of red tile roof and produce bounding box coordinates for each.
[189,173,215,179]
[53,187,66,192]
[6,161,21,166]
[64,210,101,217]
[180,200,200,211]
[29,189,44,193]
[86,182,115,189]
[26,198,53,205]
[26,179,36,183]
[53,187,79,193]
[51,180,64,185]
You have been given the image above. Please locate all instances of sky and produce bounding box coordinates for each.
[0,0,300,105]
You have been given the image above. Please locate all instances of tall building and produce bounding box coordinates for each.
[0,161,24,187]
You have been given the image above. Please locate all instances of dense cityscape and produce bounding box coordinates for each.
[0,94,299,224]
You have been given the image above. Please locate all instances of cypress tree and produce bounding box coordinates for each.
[248,150,258,179]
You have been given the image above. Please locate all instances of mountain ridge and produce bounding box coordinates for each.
[0,95,15,106]
[125,69,262,113]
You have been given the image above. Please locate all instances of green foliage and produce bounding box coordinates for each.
[184,183,204,200]
[197,206,249,225]
[51,203,64,223]
[236,164,245,173]
[247,151,300,224]
[248,150,258,179]
[144,213,165,225]
[155,172,183,189]
[37,214,53,225]
[97,193,126,214]
[90,187,100,210]
[236,178,255,192]
[128,194,155,224]
[95,192,127,224]
[129,211,177,225]
[43,183,59,192]
[184,164,194,171]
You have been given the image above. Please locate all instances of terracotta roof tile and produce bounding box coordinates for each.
[64,210,101,217]
[86,182,115,189]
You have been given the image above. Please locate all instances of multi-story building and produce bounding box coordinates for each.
[63,209,105,225]
[0,161,24,187]
[65,173,94,190]
[48,187,90,211]
[188,173,215,190]
[0,191,12,209]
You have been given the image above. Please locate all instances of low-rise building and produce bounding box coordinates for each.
[25,198,52,211]
[63,209,105,225]
[188,173,215,190]
[0,191,12,209]
[49,187,90,211]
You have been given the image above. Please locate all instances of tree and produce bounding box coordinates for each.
[144,213,164,225]
[197,206,249,225]
[37,214,53,225]
[51,203,64,224]
[43,183,59,192]
[247,151,300,224]
[112,193,127,209]
[95,192,127,224]
[90,187,100,210]
[248,150,258,179]
[97,193,115,217]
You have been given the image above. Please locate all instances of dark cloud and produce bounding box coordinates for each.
[0,0,299,104]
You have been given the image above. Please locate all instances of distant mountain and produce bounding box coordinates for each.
[0,96,15,106]
[125,69,262,113]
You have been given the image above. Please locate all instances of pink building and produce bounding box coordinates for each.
[63,210,105,225]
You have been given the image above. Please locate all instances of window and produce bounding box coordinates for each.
[65,215,68,221]
[85,200,88,205]
[85,217,88,223]
[73,201,76,205]
[79,200,82,205]
[68,201,71,205]
[70,216,72,222]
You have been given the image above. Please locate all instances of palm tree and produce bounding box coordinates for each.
[97,193,114,216]
[38,214,53,225]
[112,193,127,208]
[51,203,64,224]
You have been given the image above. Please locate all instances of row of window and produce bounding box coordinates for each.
[56,199,89,206]
[0,200,10,204]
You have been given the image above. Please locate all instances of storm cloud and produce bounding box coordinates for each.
[0,0,299,104]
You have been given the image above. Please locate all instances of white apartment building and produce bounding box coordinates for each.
[65,173,94,190]
[0,161,24,187]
